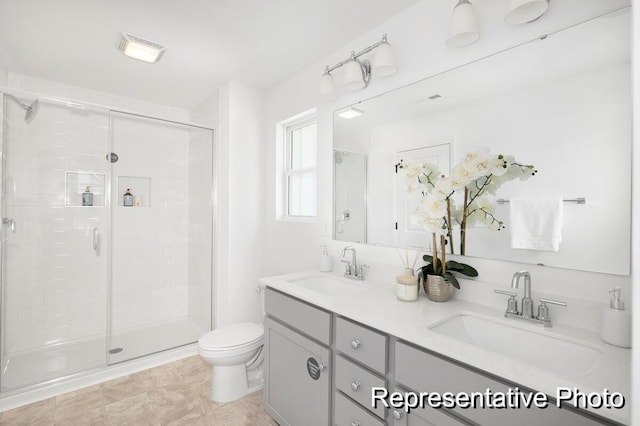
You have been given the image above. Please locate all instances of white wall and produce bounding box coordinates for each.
[215,81,266,327]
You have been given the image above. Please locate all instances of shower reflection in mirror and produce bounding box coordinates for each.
[333,150,367,243]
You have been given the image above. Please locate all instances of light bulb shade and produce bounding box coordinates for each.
[505,0,549,25]
[343,59,366,91]
[446,0,479,48]
[319,72,337,100]
[372,42,396,76]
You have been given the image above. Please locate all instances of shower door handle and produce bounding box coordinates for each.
[93,227,100,255]
[2,218,15,233]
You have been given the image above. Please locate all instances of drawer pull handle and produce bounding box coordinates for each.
[392,409,403,420]
[351,422,360,426]
[351,339,361,349]
[351,381,361,392]
[318,362,327,372]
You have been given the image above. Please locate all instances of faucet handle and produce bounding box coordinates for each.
[494,289,518,314]
[356,264,369,279]
[340,259,352,275]
[537,298,566,324]
[539,297,567,307]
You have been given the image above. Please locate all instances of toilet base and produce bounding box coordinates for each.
[210,364,264,403]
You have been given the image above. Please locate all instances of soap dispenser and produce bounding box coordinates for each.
[320,245,332,272]
[123,188,134,207]
[601,287,631,348]
[82,186,93,206]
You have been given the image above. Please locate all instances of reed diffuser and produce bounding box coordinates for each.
[395,247,422,301]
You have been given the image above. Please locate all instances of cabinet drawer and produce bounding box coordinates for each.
[336,316,387,373]
[265,287,331,344]
[335,391,386,426]
[335,355,387,419]
[391,387,467,426]
[395,342,607,426]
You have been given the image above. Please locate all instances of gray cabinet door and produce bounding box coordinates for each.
[264,317,331,426]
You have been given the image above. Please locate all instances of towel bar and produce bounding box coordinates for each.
[496,197,585,205]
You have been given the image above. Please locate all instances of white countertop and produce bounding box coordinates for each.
[259,270,631,425]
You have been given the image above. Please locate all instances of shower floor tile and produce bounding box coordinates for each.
[0,356,275,426]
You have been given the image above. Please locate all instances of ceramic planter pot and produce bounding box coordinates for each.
[424,274,453,302]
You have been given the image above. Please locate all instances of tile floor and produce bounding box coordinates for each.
[0,355,276,426]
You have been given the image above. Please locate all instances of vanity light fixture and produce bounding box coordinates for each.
[119,33,166,63]
[504,0,550,25]
[337,107,364,119]
[446,0,551,48]
[319,34,397,101]
[446,0,480,48]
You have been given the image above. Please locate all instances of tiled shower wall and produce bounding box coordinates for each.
[110,113,192,332]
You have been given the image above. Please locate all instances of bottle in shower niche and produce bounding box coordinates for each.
[123,188,134,206]
[82,186,94,206]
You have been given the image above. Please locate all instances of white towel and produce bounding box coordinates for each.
[509,197,563,252]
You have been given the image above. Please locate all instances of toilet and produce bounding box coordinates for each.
[197,286,266,403]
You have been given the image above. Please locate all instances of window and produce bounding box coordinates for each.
[278,110,317,220]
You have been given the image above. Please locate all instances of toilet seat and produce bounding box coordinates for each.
[199,322,263,350]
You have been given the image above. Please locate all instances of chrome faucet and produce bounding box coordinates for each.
[340,246,367,280]
[494,270,566,327]
[511,270,533,318]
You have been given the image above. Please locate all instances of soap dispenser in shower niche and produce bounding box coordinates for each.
[82,186,93,206]
[123,188,134,207]
[601,287,631,348]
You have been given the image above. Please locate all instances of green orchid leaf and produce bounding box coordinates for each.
[446,260,478,277]
[419,264,435,277]
[444,272,461,289]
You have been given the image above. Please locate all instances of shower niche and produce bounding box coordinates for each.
[65,171,106,207]
[117,176,150,207]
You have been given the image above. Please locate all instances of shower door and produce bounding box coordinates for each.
[0,95,110,391]
[108,111,213,364]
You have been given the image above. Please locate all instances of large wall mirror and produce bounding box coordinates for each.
[333,9,631,275]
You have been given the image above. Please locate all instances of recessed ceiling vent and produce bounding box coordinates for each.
[119,33,166,63]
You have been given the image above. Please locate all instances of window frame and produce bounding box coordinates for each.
[277,109,317,222]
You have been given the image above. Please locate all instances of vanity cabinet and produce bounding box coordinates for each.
[264,286,619,426]
[264,288,332,426]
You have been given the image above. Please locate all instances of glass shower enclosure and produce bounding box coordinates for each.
[0,92,214,392]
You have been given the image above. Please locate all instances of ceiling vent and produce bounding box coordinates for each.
[118,33,166,63]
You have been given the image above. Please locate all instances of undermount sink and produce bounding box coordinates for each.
[429,312,602,378]
[289,275,371,297]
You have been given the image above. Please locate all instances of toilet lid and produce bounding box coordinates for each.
[199,322,263,349]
